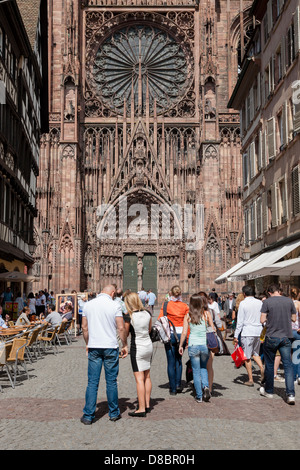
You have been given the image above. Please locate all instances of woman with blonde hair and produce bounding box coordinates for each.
[124,292,153,417]
[179,294,215,402]
[158,285,189,395]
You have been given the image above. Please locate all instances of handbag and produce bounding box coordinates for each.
[215,328,231,356]
[150,326,160,342]
[231,345,247,368]
[206,331,219,352]
[150,302,179,345]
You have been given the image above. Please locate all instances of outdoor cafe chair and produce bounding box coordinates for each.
[1,337,29,389]
[25,326,42,362]
[55,321,71,346]
[38,325,60,355]
[0,341,14,391]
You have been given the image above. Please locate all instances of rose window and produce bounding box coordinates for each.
[92,25,191,116]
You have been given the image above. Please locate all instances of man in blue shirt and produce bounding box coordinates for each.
[146,289,156,315]
[1,287,13,305]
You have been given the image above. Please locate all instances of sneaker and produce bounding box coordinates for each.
[80,416,92,425]
[195,396,203,403]
[259,387,273,399]
[286,395,295,405]
[203,387,211,402]
[109,415,121,422]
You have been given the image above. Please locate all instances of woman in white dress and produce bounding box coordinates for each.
[125,292,153,417]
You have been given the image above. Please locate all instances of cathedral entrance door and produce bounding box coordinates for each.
[142,254,157,297]
[123,254,138,293]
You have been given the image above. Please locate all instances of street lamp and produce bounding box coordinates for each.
[29,242,36,256]
[242,247,251,261]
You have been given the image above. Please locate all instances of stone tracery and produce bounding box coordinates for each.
[32,0,251,297]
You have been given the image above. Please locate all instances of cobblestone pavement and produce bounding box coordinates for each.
[0,310,299,451]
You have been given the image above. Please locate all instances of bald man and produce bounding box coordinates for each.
[81,284,128,425]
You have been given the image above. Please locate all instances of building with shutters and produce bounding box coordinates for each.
[228,0,300,293]
[0,0,48,296]
[33,0,260,300]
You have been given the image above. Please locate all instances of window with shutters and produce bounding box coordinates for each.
[244,208,250,244]
[243,151,249,187]
[287,24,295,67]
[262,191,270,232]
[271,183,279,228]
[249,141,256,180]
[264,66,270,100]
[278,176,288,224]
[256,72,261,111]
[294,6,300,57]
[250,203,256,241]
[257,197,262,238]
[292,81,300,135]
[249,87,254,123]
[254,134,260,174]
[291,165,300,216]
[269,56,275,94]
[275,43,282,84]
[261,128,267,168]
[288,98,294,141]
[267,117,276,160]
[258,130,263,170]
[277,112,284,151]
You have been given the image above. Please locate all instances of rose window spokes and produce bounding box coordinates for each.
[92,25,190,116]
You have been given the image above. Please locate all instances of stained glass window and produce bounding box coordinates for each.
[92,25,190,116]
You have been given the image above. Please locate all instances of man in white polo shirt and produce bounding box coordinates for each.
[81,284,128,425]
[234,285,264,387]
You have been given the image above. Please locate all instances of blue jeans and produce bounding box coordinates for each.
[292,331,300,381]
[188,345,210,399]
[263,336,295,396]
[83,348,120,421]
[164,333,184,393]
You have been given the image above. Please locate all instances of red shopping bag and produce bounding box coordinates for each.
[231,345,247,368]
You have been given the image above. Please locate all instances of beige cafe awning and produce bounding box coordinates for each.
[214,260,247,284]
[228,239,300,281]
[253,258,300,277]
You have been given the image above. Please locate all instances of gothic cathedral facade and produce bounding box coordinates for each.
[34,0,253,300]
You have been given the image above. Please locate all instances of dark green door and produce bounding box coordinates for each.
[123,254,138,292]
[142,254,157,296]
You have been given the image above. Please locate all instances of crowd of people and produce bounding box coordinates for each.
[1,281,299,422]
[0,288,77,329]
[80,282,300,424]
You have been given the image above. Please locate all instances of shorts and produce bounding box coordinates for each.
[241,336,261,359]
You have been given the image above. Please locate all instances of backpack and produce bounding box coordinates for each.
[150,302,179,345]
